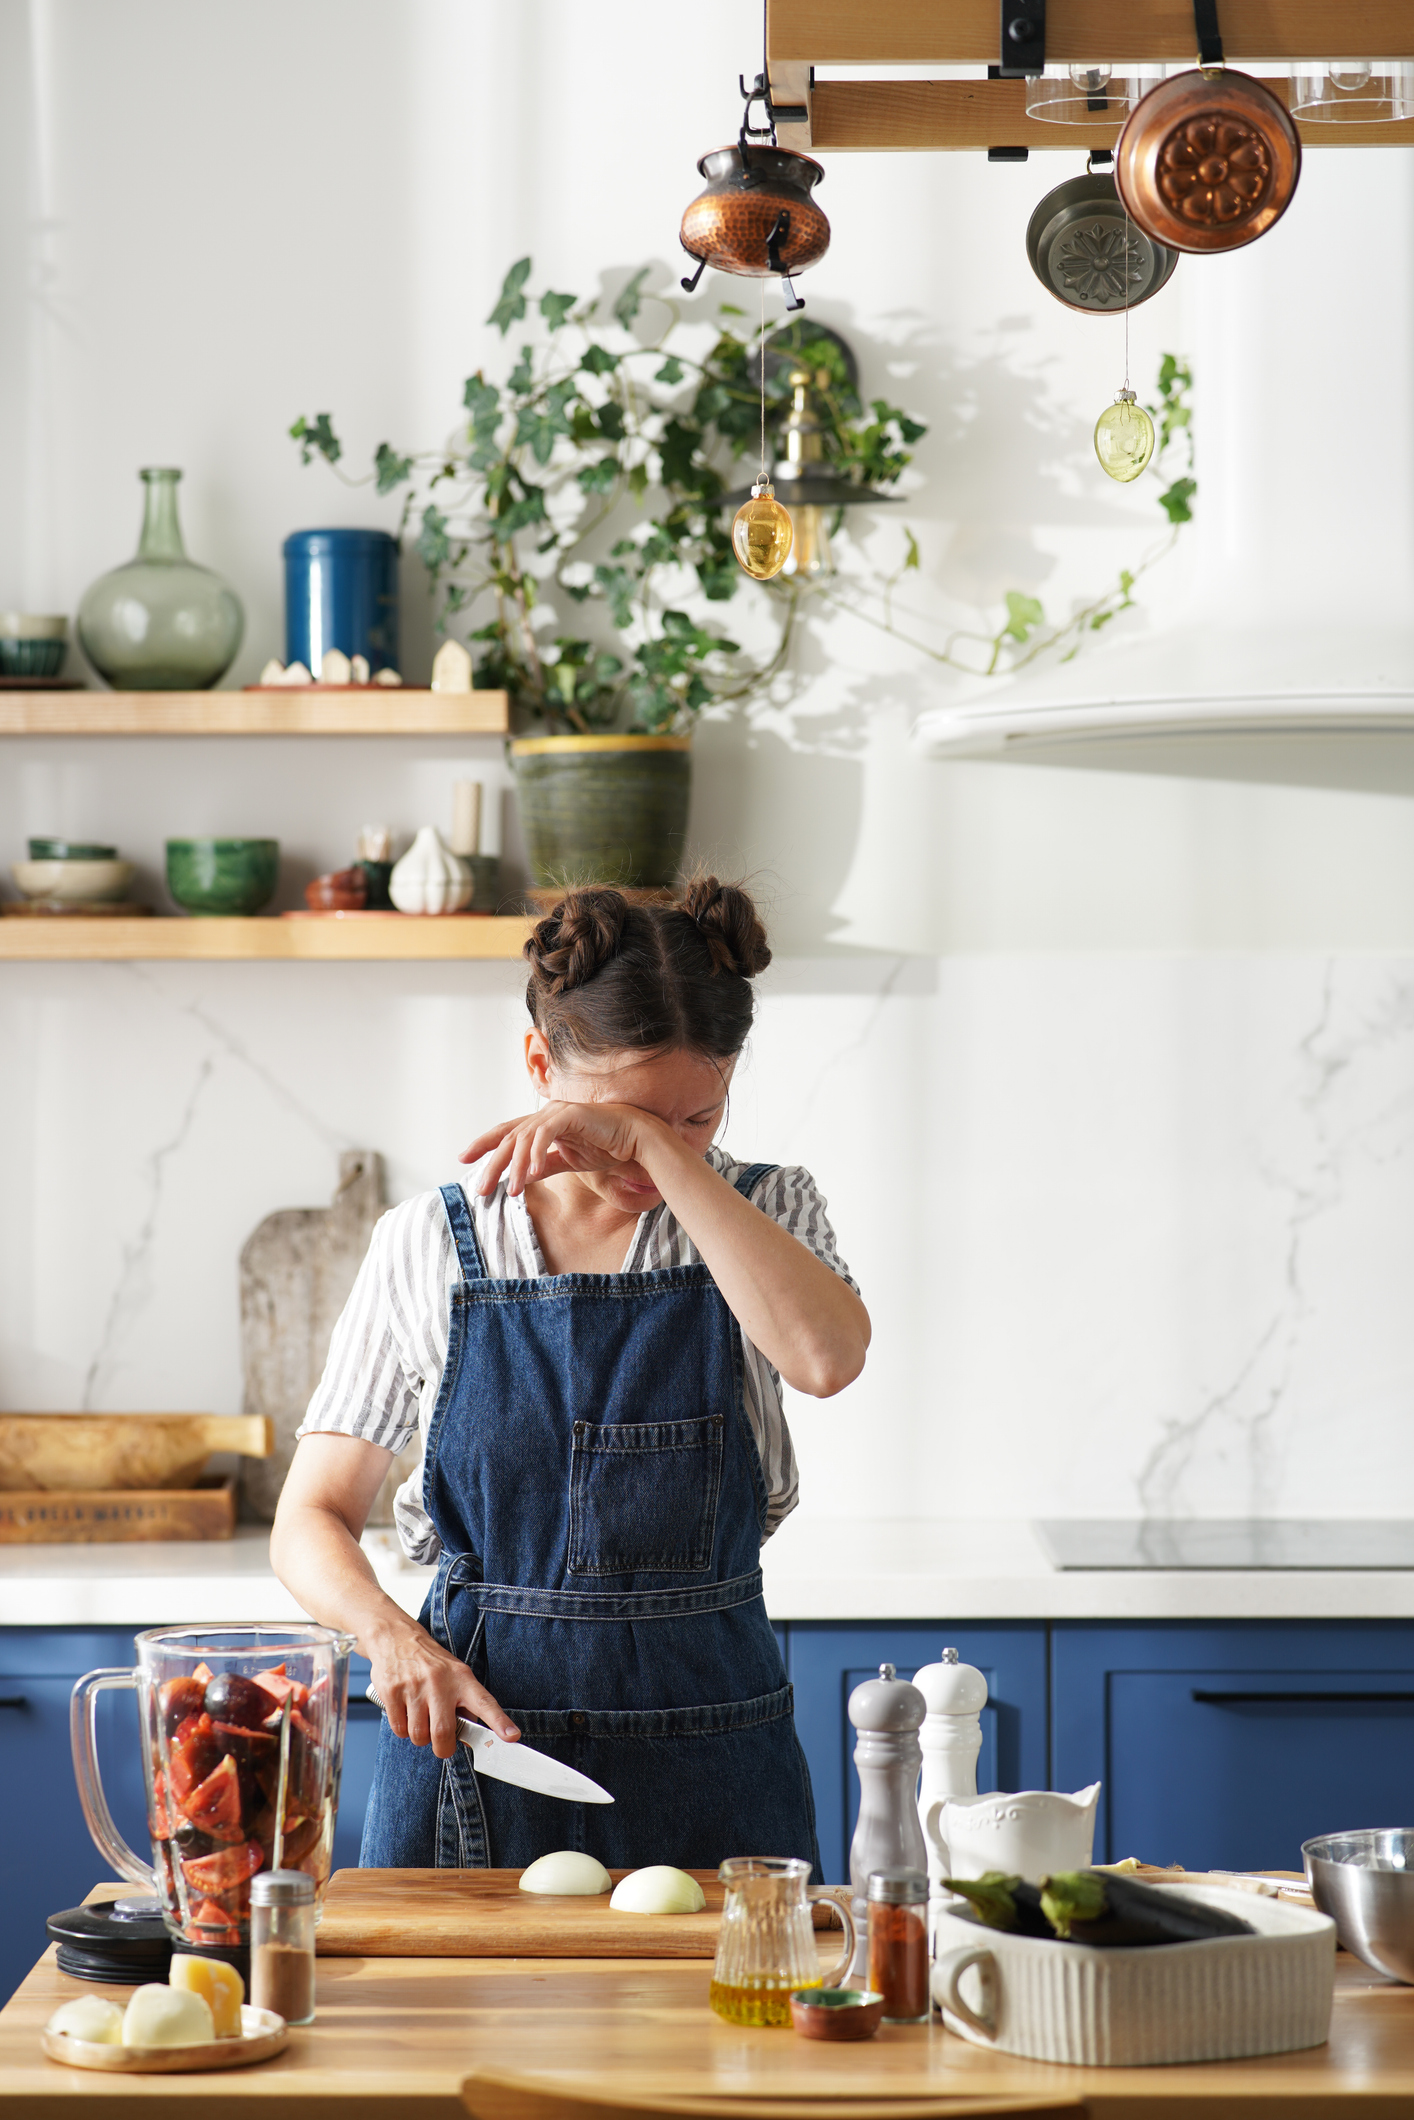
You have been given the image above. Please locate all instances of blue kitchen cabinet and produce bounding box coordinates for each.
[336,1658,379,1872]
[0,1628,148,2006]
[784,1624,1049,1885]
[1052,1622,1414,1872]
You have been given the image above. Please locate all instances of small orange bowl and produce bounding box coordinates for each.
[789,1988,884,2041]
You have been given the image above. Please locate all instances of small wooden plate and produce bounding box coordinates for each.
[42,2004,288,2073]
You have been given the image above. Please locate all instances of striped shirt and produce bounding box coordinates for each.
[299,1148,857,1565]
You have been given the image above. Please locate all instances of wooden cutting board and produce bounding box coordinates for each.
[317,1868,729,1958]
[0,1412,271,1492]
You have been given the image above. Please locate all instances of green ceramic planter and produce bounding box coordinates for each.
[510,736,691,891]
[166,837,279,916]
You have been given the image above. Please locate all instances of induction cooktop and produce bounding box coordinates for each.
[1034,1519,1414,1570]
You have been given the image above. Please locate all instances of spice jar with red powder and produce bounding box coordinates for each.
[867,1868,930,2023]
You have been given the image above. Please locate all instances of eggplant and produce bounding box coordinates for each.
[942,1872,1054,1939]
[1039,1869,1255,1947]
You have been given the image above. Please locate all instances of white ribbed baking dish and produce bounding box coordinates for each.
[931,1884,1336,2067]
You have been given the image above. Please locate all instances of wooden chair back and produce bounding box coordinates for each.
[462,2071,1087,2120]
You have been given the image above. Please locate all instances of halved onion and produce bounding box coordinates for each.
[608,1866,706,1915]
[46,1995,124,2043]
[519,1850,613,1896]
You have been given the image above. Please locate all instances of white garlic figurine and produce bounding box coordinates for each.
[320,648,352,685]
[350,654,371,685]
[389,825,472,915]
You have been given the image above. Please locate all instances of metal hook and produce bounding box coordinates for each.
[680,255,707,295]
[764,210,805,311]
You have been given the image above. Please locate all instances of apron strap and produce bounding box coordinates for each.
[731,1161,778,1202]
[439,1181,487,1281]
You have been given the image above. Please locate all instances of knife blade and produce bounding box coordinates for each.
[364,1687,613,1804]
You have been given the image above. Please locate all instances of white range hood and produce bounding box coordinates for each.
[915,152,1414,788]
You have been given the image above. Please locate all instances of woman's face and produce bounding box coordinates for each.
[525,1033,736,1210]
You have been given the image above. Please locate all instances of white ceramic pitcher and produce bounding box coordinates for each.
[924,1783,1100,1884]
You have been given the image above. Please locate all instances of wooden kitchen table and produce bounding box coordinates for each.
[2,1925,1414,2120]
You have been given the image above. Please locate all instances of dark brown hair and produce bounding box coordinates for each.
[524,878,771,1065]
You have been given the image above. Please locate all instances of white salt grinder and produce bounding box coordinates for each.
[912,1645,988,1935]
[845,1662,928,1984]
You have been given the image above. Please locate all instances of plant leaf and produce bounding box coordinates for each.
[612,266,649,329]
[1158,475,1196,524]
[539,289,577,332]
[515,377,580,466]
[416,505,452,571]
[580,344,620,376]
[374,442,413,494]
[577,457,619,494]
[595,401,627,442]
[654,355,686,385]
[627,463,649,497]
[508,346,535,396]
[903,528,921,572]
[488,256,532,335]
[289,413,341,466]
[1002,590,1044,643]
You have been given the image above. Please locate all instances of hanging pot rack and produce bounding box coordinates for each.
[765,0,1414,154]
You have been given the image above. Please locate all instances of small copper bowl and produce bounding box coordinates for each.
[789,1988,884,2042]
[680,144,829,280]
[1116,68,1300,254]
[305,865,368,912]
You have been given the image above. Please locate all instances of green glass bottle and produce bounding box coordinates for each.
[77,467,244,690]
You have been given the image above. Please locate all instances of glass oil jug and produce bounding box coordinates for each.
[709,1856,855,2027]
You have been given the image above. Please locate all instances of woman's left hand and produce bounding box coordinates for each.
[462,1101,662,1196]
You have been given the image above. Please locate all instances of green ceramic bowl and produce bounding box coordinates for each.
[166,837,279,917]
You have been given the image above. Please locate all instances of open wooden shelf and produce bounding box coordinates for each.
[0,915,533,961]
[0,690,509,737]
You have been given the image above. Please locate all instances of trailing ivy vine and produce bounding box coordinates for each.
[291,260,1195,727]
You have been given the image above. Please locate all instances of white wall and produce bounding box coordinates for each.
[2,0,1413,1534]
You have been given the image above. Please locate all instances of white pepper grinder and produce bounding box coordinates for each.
[912,1646,988,1919]
[845,1662,928,1983]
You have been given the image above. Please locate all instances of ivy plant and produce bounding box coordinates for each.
[290,260,923,734]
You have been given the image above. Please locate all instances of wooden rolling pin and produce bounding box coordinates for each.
[0,1413,273,1493]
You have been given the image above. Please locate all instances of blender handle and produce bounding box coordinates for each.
[70,1668,157,1892]
[807,1886,856,1988]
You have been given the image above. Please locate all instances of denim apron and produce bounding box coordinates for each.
[360,1170,821,1872]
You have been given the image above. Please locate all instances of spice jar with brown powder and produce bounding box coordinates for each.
[250,1869,316,2026]
[867,1868,930,2023]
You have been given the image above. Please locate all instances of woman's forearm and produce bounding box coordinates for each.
[639,1127,870,1396]
[269,1494,417,1662]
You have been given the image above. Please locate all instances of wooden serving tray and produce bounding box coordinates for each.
[0,1411,271,1491]
[0,1474,238,1543]
[318,1867,727,1959]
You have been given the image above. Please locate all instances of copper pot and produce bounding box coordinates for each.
[1115,68,1300,254]
[680,144,829,284]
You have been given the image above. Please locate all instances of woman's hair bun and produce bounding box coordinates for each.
[525,886,628,997]
[680,875,772,979]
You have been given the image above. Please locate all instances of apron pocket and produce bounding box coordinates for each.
[569,1413,724,1574]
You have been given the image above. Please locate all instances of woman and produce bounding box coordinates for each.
[271,879,870,1871]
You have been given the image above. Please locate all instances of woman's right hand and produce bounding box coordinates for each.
[368,1619,520,1760]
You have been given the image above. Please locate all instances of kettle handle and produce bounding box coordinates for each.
[70,1669,157,1892]
[807,1886,856,1988]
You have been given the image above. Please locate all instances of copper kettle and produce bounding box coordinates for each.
[679,142,829,309]
[1116,66,1300,254]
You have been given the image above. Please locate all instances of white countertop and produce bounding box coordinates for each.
[3,1518,1414,1628]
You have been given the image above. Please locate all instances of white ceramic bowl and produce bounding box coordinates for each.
[931,1883,1335,2067]
[11,858,134,903]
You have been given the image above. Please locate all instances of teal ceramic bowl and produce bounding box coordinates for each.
[166,838,279,917]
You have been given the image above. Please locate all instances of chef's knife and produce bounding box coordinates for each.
[364,1687,613,1804]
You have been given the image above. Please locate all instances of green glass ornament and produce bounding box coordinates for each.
[1094,389,1155,483]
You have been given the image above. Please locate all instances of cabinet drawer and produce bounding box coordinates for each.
[1053,1623,1414,1871]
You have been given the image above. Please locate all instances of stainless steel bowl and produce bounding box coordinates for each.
[1304,1829,1414,1982]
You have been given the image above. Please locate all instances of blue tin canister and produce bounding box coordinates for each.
[283,528,399,676]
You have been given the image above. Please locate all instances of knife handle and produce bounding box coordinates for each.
[364,1684,487,1745]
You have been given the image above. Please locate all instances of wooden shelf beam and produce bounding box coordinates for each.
[769,0,1414,68]
[0,690,509,737]
[0,916,533,962]
[810,74,1414,150]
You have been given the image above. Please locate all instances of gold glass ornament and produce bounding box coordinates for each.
[1094,388,1155,482]
[731,476,794,580]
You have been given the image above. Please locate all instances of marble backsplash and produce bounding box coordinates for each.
[2,949,1411,1529]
